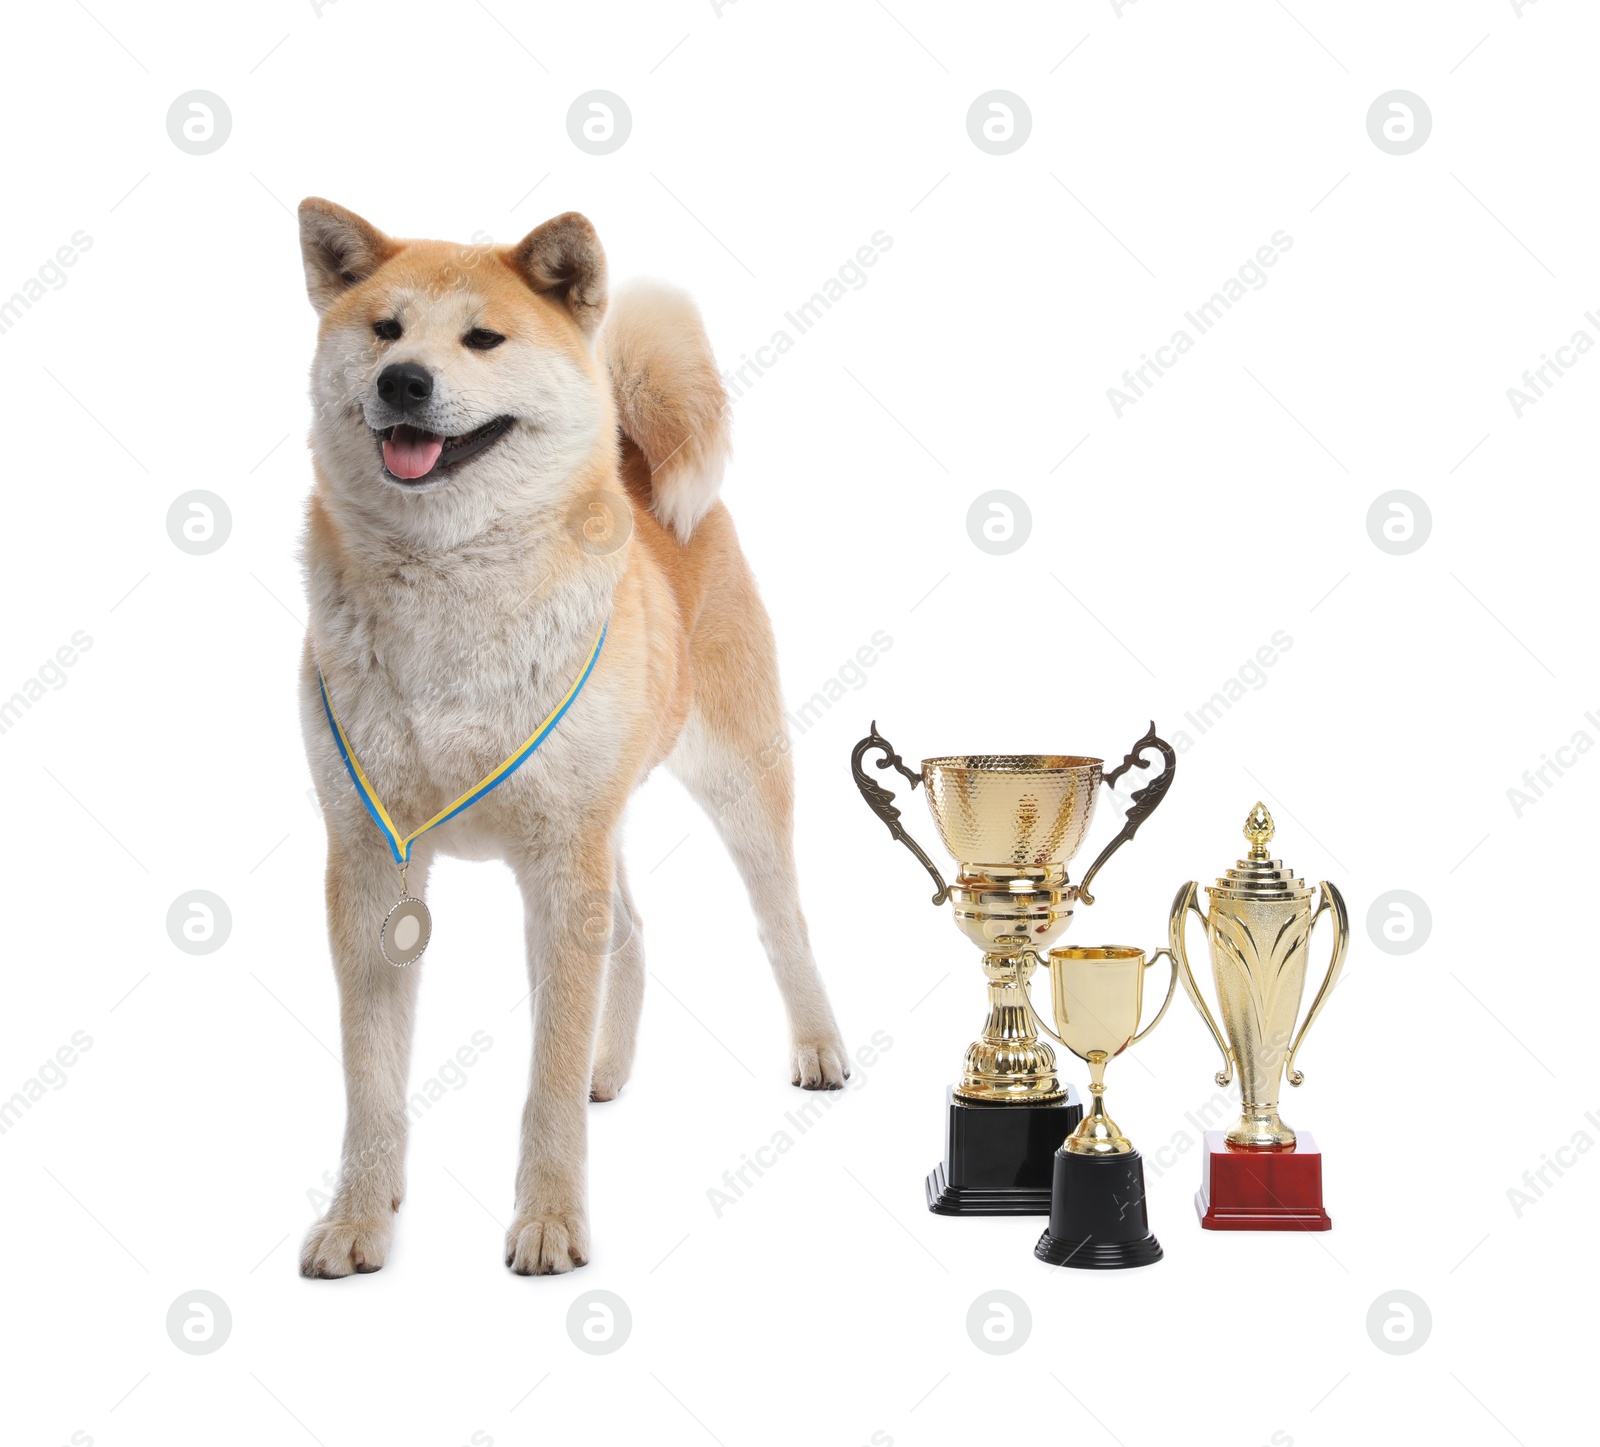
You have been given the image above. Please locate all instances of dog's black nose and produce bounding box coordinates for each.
[376,362,433,411]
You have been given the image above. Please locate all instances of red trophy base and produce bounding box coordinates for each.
[1195,1130,1332,1231]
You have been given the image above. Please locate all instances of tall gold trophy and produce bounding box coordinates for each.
[1170,803,1349,1230]
[850,722,1175,1215]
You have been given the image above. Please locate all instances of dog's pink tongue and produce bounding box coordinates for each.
[383,427,443,479]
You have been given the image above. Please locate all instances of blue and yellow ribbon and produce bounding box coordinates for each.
[317,619,608,866]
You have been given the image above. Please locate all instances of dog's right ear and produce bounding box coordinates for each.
[298,199,397,314]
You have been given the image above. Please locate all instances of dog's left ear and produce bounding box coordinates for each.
[508,213,608,336]
[298,198,397,314]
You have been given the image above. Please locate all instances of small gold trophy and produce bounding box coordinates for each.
[850,722,1175,1215]
[1170,803,1349,1230]
[1046,945,1175,1156]
[1033,944,1176,1268]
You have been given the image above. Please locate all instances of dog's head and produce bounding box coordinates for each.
[298,199,610,522]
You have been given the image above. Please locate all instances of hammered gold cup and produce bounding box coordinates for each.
[919,754,1102,874]
[922,753,1100,1103]
[1044,945,1176,1155]
[851,722,1176,1105]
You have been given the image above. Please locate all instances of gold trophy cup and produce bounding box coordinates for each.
[1045,945,1176,1156]
[1170,803,1349,1230]
[850,722,1175,1215]
[1033,944,1176,1267]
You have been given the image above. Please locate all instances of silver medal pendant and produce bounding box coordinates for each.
[381,895,432,967]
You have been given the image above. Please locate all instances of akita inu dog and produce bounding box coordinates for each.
[295,199,847,1277]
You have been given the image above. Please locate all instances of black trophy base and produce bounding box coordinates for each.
[926,1085,1083,1216]
[1034,1147,1163,1269]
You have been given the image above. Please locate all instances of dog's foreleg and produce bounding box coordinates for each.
[505,838,608,1273]
[300,840,425,1278]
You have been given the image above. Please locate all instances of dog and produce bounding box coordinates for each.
[294,199,848,1276]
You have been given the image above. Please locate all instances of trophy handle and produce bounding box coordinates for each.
[849,722,949,906]
[1169,881,1235,1087]
[1077,723,1176,906]
[1022,951,1068,1048]
[1284,880,1349,1087]
[1130,947,1179,1045]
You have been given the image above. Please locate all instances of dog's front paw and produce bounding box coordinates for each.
[791,1035,850,1091]
[505,1208,589,1275]
[300,1212,393,1279]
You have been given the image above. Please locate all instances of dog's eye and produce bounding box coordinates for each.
[373,319,403,341]
[463,328,505,351]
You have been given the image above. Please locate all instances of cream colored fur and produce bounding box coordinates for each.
[606,278,731,537]
[294,200,846,1278]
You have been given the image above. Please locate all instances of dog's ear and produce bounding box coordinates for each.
[508,213,607,336]
[298,198,397,314]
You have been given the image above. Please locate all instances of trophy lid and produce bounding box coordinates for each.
[1206,803,1313,902]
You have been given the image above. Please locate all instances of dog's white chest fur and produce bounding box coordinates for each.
[306,530,616,855]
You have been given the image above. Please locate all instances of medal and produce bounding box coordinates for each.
[380,868,433,967]
[317,619,609,965]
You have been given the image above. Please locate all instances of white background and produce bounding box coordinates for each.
[1,1,1594,1444]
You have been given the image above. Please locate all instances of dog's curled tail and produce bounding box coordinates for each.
[605,279,730,540]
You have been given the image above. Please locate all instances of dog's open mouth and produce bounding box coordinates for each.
[377,416,514,482]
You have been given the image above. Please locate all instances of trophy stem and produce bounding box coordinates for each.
[1065,1051,1133,1156]
[1227,1104,1297,1151]
[953,950,1065,1104]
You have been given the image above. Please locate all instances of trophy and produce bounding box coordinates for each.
[1033,944,1176,1268]
[850,722,1175,1215]
[1170,803,1349,1230]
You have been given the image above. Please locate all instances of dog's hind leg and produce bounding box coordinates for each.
[670,710,849,1088]
[300,839,426,1278]
[666,589,849,1089]
[590,850,643,1102]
